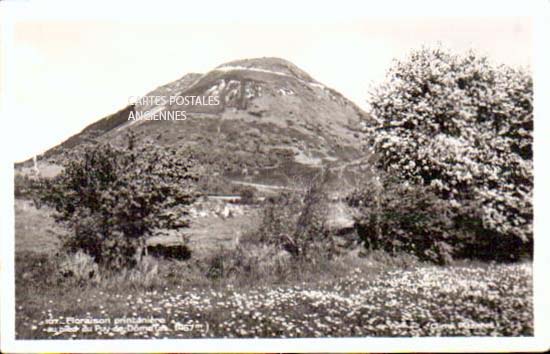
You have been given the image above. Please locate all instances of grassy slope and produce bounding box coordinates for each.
[15,254,533,339]
[14,199,64,254]
[20,58,369,191]
[14,197,533,339]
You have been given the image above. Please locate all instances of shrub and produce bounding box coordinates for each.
[204,244,288,282]
[252,170,336,261]
[37,134,200,270]
[116,255,160,289]
[366,46,533,261]
[58,250,100,285]
[239,187,256,204]
[254,191,302,246]
[347,173,457,264]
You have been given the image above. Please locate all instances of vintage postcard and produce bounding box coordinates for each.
[1,0,549,352]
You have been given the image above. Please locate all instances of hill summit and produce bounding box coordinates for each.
[37,57,372,193]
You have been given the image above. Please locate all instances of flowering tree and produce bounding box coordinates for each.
[367,47,533,260]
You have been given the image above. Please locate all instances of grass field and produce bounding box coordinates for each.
[14,199,64,254]
[14,198,534,339]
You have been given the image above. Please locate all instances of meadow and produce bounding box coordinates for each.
[16,255,533,339]
[14,199,533,339]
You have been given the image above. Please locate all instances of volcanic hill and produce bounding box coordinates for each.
[34,57,373,193]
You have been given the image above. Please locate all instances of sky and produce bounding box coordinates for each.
[1,3,534,162]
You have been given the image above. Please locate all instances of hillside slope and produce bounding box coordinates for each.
[29,57,373,192]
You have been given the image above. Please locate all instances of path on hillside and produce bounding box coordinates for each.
[229,155,368,195]
[230,180,303,193]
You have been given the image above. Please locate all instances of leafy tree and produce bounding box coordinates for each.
[366,47,533,260]
[38,134,200,269]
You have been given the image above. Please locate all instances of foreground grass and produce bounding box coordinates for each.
[13,197,533,339]
[16,256,533,339]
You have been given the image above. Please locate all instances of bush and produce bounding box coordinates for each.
[239,187,256,204]
[347,174,457,264]
[252,170,336,261]
[37,134,200,270]
[58,250,100,285]
[204,244,291,284]
[367,46,533,261]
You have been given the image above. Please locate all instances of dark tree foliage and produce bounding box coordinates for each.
[348,173,458,264]
[38,134,200,270]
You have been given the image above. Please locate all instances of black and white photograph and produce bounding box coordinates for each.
[1,0,549,352]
